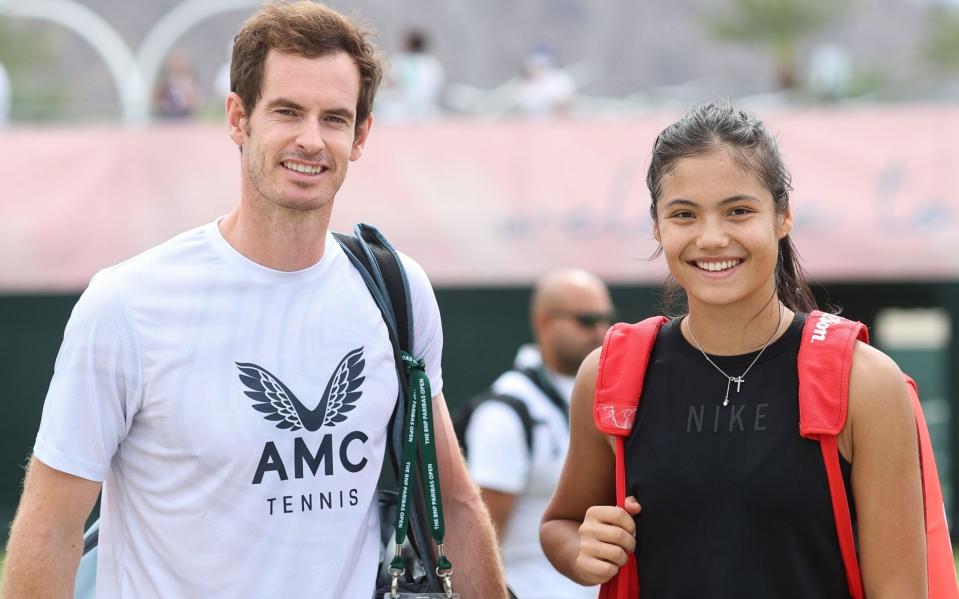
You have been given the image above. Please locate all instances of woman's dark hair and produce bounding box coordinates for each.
[646,101,817,314]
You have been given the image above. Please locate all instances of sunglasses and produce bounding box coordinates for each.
[552,310,617,328]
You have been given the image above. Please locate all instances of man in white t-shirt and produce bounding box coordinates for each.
[1,3,506,597]
[464,269,614,599]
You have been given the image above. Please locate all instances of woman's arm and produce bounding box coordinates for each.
[842,341,927,599]
[540,348,641,585]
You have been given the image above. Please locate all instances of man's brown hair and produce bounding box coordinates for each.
[230,1,383,130]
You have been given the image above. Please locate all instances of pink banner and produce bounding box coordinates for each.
[1,107,957,291]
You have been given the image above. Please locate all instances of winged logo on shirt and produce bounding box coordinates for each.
[236,347,365,432]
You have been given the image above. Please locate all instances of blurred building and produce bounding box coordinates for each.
[1,0,958,123]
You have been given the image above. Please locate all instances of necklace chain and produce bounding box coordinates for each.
[685,304,784,407]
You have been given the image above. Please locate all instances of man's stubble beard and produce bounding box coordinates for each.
[554,343,593,376]
[244,140,337,214]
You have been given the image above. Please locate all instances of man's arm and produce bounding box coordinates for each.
[479,487,519,541]
[465,400,530,542]
[432,391,508,598]
[2,456,102,599]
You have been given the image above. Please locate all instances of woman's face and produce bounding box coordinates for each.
[653,147,792,311]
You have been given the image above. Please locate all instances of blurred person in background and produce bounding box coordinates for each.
[0,2,506,598]
[155,49,201,119]
[541,102,928,597]
[506,45,576,118]
[0,61,10,126]
[378,28,445,121]
[462,269,614,599]
[214,40,233,105]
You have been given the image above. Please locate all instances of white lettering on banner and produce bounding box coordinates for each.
[398,463,411,523]
[428,463,440,526]
[419,384,432,446]
[407,404,417,443]
[810,313,842,343]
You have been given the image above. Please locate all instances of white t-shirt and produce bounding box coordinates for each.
[465,357,595,599]
[35,221,444,598]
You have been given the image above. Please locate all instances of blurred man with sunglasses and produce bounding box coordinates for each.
[462,269,614,599]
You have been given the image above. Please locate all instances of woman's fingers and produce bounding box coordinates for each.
[624,495,642,515]
[574,503,642,583]
[583,504,638,536]
[574,553,622,584]
[581,534,631,566]
[580,518,636,555]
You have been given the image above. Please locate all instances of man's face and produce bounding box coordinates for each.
[227,50,371,214]
[542,286,615,375]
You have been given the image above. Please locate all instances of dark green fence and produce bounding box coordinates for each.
[2,282,957,538]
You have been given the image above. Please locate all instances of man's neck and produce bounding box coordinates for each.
[218,202,333,272]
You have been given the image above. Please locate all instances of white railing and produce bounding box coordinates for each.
[0,0,260,125]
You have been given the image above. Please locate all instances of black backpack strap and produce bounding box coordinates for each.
[518,366,569,425]
[333,228,411,351]
[334,229,408,475]
[457,392,536,459]
[333,225,440,591]
[488,394,535,457]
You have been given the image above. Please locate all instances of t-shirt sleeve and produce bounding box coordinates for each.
[465,401,530,494]
[33,271,143,482]
[399,252,443,396]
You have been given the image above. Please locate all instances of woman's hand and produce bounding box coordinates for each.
[574,496,642,584]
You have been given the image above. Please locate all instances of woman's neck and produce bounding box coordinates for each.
[683,298,792,356]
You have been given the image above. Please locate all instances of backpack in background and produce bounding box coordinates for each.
[454,366,569,460]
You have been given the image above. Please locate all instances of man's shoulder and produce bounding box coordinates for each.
[490,369,542,403]
[100,223,213,285]
[333,232,433,295]
[394,250,432,291]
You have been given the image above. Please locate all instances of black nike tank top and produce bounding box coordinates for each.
[625,313,854,599]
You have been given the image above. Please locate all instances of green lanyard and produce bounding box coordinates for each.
[389,352,453,596]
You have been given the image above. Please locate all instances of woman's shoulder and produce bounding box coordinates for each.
[847,341,914,445]
[575,346,602,395]
[850,341,909,403]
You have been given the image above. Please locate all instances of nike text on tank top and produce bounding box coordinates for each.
[625,314,855,599]
[34,221,444,598]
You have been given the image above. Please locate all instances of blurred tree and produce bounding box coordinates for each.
[0,17,64,122]
[702,0,847,90]
[925,7,959,72]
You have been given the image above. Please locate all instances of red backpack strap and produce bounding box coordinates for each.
[797,311,869,438]
[595,316,669,436]
[798,311,869,599]
[907,376,959,598]
[594,316,667,599]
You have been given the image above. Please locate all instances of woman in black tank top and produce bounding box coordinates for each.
[541,102,928,598]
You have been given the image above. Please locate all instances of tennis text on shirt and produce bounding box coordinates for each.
[237,347,370,515]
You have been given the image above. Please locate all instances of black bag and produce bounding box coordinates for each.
[338,225,518,599]
[334,225,449,597]
[454,366,569,460]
